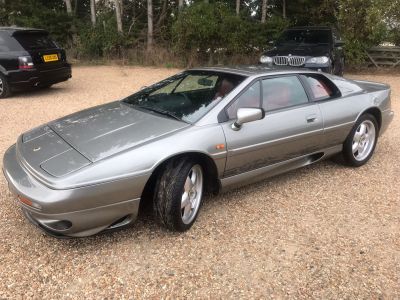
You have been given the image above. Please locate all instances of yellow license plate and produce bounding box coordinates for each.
[43,54,59,62]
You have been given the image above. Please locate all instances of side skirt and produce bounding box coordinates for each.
[220,145,342,192]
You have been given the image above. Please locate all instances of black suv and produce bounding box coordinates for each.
[260,26,345,76]
[0,27,71,98]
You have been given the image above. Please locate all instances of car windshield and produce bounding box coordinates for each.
[14,32,57,50]
[123,71,245,123]
[277,29,331,45]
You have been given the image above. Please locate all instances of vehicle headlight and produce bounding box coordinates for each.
[260,55,273,64]
[306,56,330,64]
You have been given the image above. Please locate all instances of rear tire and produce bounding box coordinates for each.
[153,158,204,231]
[0,73,11,98]
[342,114,378,167]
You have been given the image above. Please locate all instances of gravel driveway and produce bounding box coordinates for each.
[0,66,398,299]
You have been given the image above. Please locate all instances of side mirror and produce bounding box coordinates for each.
[334,40,344,47]
[231,108,265,131]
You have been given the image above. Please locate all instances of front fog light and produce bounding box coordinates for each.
[260,55,273,64]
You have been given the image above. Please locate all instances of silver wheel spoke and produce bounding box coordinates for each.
[181,192,190,209]
[184,177,194,192]
[359,123,367,135]
[180,164,203,225]
[183,204,191,218]
[354,131,362,142]
[352,142,359,153]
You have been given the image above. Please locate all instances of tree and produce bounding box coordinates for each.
[64,0,72,14]
[114,0,123,33]
[261,0,267,23]
[90,0,96,26]
[236,0,240,15]
[282,0,286,18]
[147,0,153,50]
[179,0,184,10]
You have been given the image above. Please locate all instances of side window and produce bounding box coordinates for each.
[302,75,338,100]
[262,76,308,111]
[226,81,260,119]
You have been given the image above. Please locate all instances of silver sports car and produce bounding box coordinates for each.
[3,66,394,237]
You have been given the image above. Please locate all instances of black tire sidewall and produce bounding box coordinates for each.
[154,159,204,231]
[0,73,10,98]
[343,114,379,167]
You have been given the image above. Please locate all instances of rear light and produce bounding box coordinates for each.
[18,56,34,70]
[18,195,41,209]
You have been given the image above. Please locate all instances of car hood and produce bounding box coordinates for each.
[18,101,189,177]
[264,44,330,57]
[49,101,189,162]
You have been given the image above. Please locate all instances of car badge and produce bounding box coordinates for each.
[33,146,41,152]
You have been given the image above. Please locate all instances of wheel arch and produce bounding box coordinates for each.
[140,152,221,205]
[359,107,382,131]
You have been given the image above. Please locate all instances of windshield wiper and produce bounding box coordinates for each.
[135,105,185,122]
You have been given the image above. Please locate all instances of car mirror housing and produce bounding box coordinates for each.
[231,108,265,131]
[334,40,345,47]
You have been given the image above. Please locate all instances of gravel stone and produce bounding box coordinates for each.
[0,66,399,299]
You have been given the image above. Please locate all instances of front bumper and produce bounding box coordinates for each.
[8,63,72,90]
[2,145,143,238]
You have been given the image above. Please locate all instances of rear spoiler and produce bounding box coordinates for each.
[11,29,49,37]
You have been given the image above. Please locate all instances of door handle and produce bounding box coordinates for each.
[306,114,317,123]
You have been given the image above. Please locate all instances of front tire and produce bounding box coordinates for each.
[342,114,378,167]
[0,73,11,98]
[153,158,204,231]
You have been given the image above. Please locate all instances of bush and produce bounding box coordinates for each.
[172,2,288,65]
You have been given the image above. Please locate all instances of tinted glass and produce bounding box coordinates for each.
[14,33,57,50]
[124,71,244,123]
[0,33,24,52]
[277,29,332,45]
[262,76,308,111]
[226,81,261,119]
[302,75,334,99]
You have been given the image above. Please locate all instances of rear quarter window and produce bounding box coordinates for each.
[301,74,341,101]
[0,33,24,52]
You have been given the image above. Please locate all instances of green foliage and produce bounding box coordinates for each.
[77,16,127,59]
[1,0,72,46]
[338,0,388,65]
[172,2,288,64]
[0,0,398,67]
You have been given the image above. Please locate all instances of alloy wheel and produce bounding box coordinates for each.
[181,164,203,224]
[352,120,376,161]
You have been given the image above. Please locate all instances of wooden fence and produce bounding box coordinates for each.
[366,46,400,68]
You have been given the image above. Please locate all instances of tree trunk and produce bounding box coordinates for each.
[147,0,154,51]
[282,0,286,18]
[204,0,209,3]
[65,0,72,14]
[261,0,267,23]
[236,0,240,15]
[90,0,96,26]
[114,0,123,33]
[178,0,184,10]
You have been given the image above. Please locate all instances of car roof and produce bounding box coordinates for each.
[0,27,48,35]
[189,65,320,77]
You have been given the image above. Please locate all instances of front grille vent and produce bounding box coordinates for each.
[273,56,306,67]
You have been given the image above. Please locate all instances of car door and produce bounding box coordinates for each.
[221,75,324,177]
